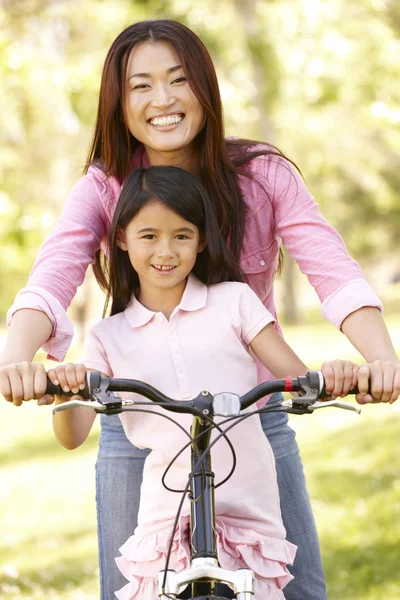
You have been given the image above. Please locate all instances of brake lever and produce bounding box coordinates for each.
[282,398,361,414]
[52,396,135,414]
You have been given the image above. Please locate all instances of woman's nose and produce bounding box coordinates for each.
[151,83,175,108]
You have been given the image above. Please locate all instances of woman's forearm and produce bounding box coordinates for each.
[0,309,53,366]
[341,307,399,362]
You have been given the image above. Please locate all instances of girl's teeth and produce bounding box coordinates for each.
[150,115,183,127]
[154,265,175,270]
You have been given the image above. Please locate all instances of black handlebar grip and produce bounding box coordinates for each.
[45,375,91,399]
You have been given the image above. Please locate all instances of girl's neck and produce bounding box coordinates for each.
[145,144,200,177]
[138,279,187,320]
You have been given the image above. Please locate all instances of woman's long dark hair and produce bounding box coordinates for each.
[88,19,298,286]
[104,166,243,316]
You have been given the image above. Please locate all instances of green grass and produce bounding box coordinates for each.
[0,317,399,599]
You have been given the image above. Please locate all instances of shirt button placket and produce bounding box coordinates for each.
[168,322,190,396]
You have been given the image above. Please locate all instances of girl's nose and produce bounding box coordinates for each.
[156,240,174,258]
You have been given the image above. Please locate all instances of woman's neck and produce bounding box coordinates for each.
[144,144,200,177]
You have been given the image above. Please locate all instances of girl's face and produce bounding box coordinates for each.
[125,41,205,163]
[118,199,206,305]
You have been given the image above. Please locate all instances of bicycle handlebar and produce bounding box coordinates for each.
[49,371,362,416]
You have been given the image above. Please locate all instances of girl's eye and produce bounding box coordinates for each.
[142,234,156,239]
[132,83,150,90]
[176,234,189,240]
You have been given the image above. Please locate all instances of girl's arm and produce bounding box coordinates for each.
[250,323,358,397]
[49,363,97,450]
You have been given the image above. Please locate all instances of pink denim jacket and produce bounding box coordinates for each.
[8,145,382,380]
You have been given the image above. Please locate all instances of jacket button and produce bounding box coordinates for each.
[259,259,266,266]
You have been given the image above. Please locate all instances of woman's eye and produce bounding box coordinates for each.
[132,83,150,90]
[176,234,189,240]
[142,234,156,239]
[171,77,187,84]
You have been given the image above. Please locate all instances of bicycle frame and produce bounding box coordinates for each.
[51,371,361,599]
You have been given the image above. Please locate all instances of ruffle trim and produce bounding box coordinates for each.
[115,515,296,600]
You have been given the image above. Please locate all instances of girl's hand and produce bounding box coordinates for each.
[47,363,87,402]
[0,361,50,406]
[321,360,359,398]
[356,360,400,404]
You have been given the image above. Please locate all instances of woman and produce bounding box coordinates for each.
[1,19,399,600]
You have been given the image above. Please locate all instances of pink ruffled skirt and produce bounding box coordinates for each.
[115,515,296,600]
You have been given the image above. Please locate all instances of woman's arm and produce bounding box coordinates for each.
[341,307,400,403]
[6,167,114,365]
[1,309,53,365]
[341,307,398,362]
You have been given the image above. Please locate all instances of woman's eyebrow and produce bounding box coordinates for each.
[128,64,183,80]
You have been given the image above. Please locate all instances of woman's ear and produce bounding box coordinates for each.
[116,227,128,251]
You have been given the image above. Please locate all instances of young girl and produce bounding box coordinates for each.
[49,166,359,600]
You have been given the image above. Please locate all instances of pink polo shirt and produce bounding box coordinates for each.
[8,144,382,378]
[80,276,296,600]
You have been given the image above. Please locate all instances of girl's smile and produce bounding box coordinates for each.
[117,199,205,315]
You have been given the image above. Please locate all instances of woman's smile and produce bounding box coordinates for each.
[125,41,205,162]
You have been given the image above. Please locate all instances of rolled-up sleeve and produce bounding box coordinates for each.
[267,157,383,327]
[7,167,115,361]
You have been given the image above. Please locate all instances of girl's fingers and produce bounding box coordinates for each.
[331,360,345,398]
[47,368,59,385]
[64,364,80,394]
[54,366,69,392]
[75,364,87,390]
[341,361,356,397]
[321,362,335,396]
[369,361,384,401]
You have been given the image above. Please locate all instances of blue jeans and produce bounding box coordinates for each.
[96,393,327,599]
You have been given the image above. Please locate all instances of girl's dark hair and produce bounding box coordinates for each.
[88,19,298,286]
[102,166,243,316]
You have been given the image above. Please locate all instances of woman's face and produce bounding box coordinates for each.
[125,41,205,162]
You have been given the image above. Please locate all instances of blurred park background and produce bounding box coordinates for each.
[0,0,399,598]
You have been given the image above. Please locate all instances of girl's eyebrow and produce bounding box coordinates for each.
[128,64,183,81]
[136,226,195,234]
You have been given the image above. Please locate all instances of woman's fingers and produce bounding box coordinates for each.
[356,361,400,404]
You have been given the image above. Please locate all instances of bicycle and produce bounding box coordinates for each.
[49,370,361,599]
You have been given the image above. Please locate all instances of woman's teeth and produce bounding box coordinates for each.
[150,115,183,127]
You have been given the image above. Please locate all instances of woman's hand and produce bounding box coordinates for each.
[0,361,51,406]
[47,363,87,402]
[321,360,359,398]
[356,360,400,404]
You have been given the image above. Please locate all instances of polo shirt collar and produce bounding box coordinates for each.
[124,275,208,329]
